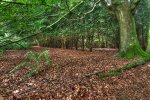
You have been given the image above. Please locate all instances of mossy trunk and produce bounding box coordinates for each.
[115,4,149,58]
[146,29,150,53]
[146,0,150,53]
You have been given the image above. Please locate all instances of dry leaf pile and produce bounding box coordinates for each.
[0,47,150,100]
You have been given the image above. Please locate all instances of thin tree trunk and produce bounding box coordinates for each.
[97,33,101,48]
[87,33,94,52]
[74,36,79,50]
[81,35,85,51]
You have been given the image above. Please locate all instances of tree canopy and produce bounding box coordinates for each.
[1,0,150,58]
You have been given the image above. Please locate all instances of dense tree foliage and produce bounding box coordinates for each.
[0,0,150,58]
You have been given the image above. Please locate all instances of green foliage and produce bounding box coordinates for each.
[10,50,52,77]
[1,41,32,50]
[135,0,149,36]
[0,32,32,50]
[0,0,84,49]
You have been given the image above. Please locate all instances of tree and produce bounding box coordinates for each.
[135,0,149,50]
[103,0,149,58]
[145,0,150,53]
[0,0,150,59]
[0,0,83,48]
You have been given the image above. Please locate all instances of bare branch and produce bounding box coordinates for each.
[130,0,141,12]
[66,0,101,21]
[83,0,101,15]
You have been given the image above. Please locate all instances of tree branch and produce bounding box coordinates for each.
[131,0,141,10]
[83,0,101,15]
[66,0,101,21]
[1,0,53,7]
[1,0,32,5]
[0,1,84,48]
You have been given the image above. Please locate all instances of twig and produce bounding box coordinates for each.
[67,0,101,21]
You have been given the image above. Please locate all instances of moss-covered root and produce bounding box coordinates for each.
[116,45,150,59]
[96,58,148,79]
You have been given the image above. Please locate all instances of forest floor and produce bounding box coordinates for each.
[0,47,150,100]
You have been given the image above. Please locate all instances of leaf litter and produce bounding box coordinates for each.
[0,47,150,99]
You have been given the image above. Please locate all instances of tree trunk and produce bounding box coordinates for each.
[87,33,94,52]
[146,29,150,53]
[97,33,101,48]
[61,35,66,48]
[136,23,145,49]
[146,0,150,53]
[81,35,85,51]
[74,36,79,50]
[115,4,149,58]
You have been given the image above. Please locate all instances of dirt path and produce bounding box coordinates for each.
[0,47,150,99]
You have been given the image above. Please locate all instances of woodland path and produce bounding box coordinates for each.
[0,47,150,100]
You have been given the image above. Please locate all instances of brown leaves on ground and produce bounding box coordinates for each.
[0,47,150,100]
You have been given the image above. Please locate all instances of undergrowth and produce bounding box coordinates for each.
[10,50,52,77]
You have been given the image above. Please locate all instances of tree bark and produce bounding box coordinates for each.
[146,29,150,53]
[81,35,85,51]
[87,33,94,52]
[115,3,149,58]
[146,0,150,53]
[74,36,79,50]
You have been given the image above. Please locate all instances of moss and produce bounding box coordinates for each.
[96,72,110,78]
[96,58,148,79]
[117,44,150,59]
[121,62,137,70]
[108,70,121,76]
[146,29,150,53]
[96,69,122,79]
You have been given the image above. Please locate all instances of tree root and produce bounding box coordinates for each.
[83,58,149,79]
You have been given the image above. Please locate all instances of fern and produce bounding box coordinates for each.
[39,50,51,65]
[10,50,52,77]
